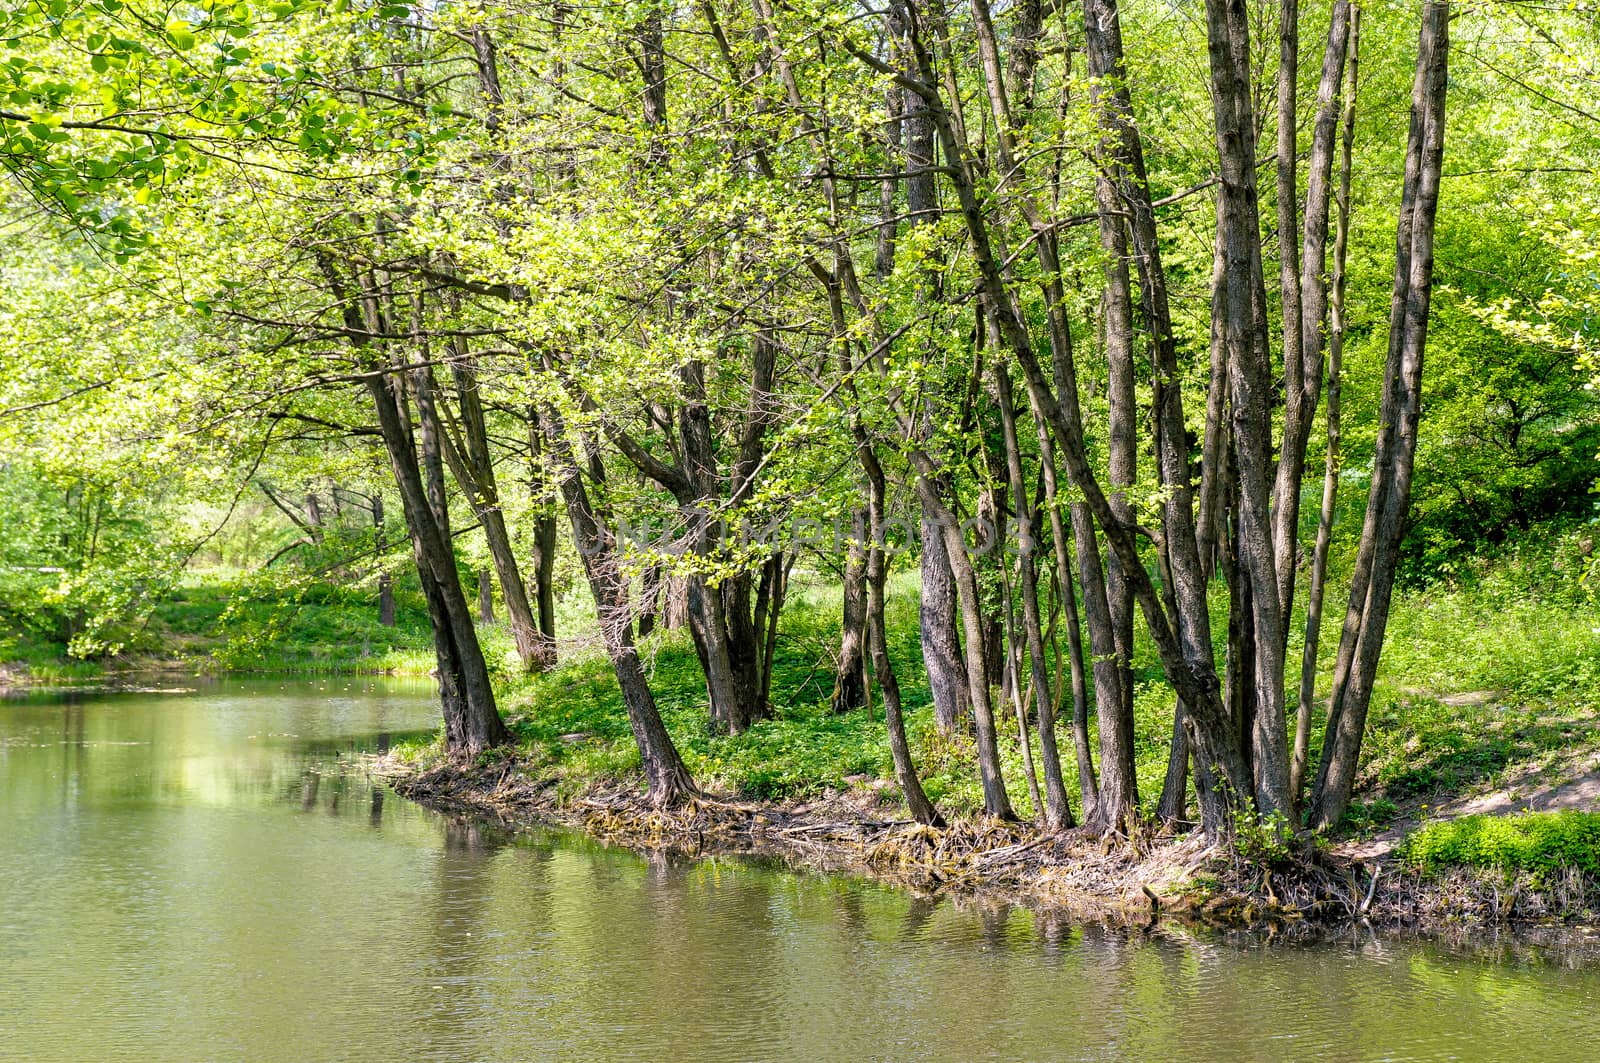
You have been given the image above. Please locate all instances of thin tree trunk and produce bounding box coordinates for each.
[756,552,787,715]
[527,412,559,666]
[894,0,1251,830]
[921,514,972,733]
[1005,585,1045,824]
[542,405,696,807]
[1311,0,1449,831]
[1271,0,1305,626]
[899,0,971,738]
[1205,0,1292,817]
[914,477,1018,821]
[531,512,557,657]
[478,567,494,624]
[833,507,871,713]
[1032,397,1098,817]
[1272,0,1354,635]
[1156,537,1191,826]
[374,492,395,627]
[366,365,509,756]
[1073,503,1137,832]
[433,350,545,672]
[998,363,1073,829]
[861,442,943,826]
[1292,4,1359,807]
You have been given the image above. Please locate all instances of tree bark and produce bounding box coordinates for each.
[888,0,1249,831]
[477,566,494,624]
[1311,0,1449,831]
[374,492,395,628]
[998,362,1074,829]
[861,441,944,827]
[833,507,871,713]
[920,511,972,733]
[913,473,1018,821]
[1292,4,1359,807]
[1032,398,1098,818]
[1204,0,1292,817]
[433,348,547,672]
[366,364,509,757]
[1273,0,1354,639]
[896,0,972,738]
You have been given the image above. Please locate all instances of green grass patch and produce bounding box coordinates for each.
[149,577,440,675]
[1400,811,1600,881]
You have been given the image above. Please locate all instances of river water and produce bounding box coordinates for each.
[2,679,1598,1061]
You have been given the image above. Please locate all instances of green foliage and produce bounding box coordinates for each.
[150,577,435,674]
[1231,810,1295,870]
[1333,521,1600,802]
[1402,200,1600,579]
[1376,521,1600,706]
[1339,797,1400,835]
[0,458,185,657]
[1401,812,1600,881]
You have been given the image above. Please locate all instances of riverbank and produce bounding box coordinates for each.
[1,578,440,688]
[14,524,1600,938]
[377,751,1600,942]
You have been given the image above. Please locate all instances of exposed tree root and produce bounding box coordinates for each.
[375,753,1600,945]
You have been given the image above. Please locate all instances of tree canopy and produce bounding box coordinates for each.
[4,0,1598,836]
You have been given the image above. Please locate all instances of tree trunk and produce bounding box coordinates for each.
[1032,398,1098,818]
[1156,541,1191,827]
[1311,0,1449,831]
[526,410,560,667]
[899,3,971,738]
[477,567,494,624]
[997,363,1073,829]
[896,0,1252,831]
[914,478,1017,821]
[1271,0,1305,627]
[920,509,972,733]
[531,510,558,660]
[366,365,509,757]
[834,507,871,714]
[432,353,546,672]
[1074,503,1138,833]
[1204,0,1292,817]
[543,406,696,807]
[1272,0,1354,637]
[1292,4,1359,807]
[861,443,943,827]
[374,492,395,628]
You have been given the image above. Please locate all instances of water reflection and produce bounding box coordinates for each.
[2,680,1599,1062]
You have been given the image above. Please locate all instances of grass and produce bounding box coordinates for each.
[2,575,443,681]
[1339,521,1600,810]
[406,572,1235,819]
[452,575,985,809]
[0,630,108,682]
[146,575,441,675]
[1401,811,1600,880]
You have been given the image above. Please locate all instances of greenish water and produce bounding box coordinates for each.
[3,680,1599,1061]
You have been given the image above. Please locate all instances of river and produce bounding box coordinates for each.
[2,679,1597,1061]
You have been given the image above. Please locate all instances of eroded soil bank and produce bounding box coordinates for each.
[377,754,1600,951]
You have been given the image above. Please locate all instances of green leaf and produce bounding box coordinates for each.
[166,21,197,51]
